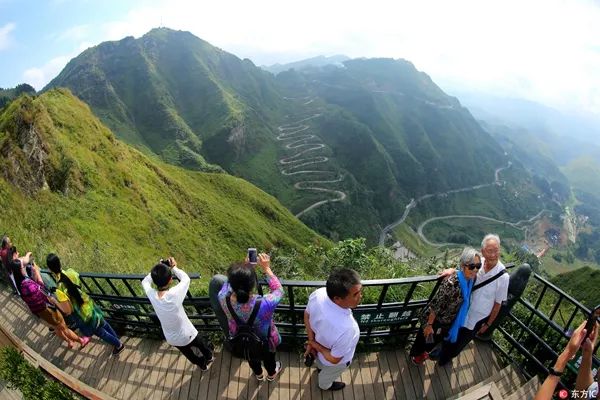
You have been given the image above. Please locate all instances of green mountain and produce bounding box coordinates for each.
[45,28,282,173]
[0,89,321,277]
[551,267,600,309]
[44,28,551,243]
[262,55,350,75]
[563,155,600,200]
[0,84,36,110]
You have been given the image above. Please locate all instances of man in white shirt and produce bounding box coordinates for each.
[439,234,509,366]
[304,269,362,391]
[142,257,214,370]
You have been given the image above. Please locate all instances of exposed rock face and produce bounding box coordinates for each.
[1,106,50,195]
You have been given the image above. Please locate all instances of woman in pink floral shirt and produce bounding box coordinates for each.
[218,253,283,381]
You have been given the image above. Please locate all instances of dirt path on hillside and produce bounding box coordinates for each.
[378,162,513,246]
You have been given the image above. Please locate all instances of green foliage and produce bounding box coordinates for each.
[0,347,75,399]
[551,267,600,309]
[0,90,321,282]
[0,84,36,110]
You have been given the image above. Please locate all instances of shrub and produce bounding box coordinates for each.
[0,347,75,400]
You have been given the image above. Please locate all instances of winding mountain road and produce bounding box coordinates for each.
[378,162,513,246]
[416,209,549,247]
[276,103,347,218]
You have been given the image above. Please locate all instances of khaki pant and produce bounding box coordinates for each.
[315,358,350,390]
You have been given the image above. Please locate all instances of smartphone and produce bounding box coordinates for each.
[248,248,258,265]
[584,304,600,341]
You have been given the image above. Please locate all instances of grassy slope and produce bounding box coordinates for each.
[0,90,322,279]
[550,266,600,309]
[563,155,600,199]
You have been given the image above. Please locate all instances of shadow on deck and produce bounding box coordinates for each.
[0,289,503,400]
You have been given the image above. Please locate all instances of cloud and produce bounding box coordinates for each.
[23,54,72,90]
[0,22,16,51]
[55,24,90,43]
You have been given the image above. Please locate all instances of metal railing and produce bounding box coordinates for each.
[491,272,600,390]
[40,269,443,347]
[39,265,598,389]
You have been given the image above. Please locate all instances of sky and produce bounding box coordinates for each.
[1,0,600,116]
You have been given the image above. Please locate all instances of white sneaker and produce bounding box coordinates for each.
[267,361,282,382]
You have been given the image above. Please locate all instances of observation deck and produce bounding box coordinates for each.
[0,267,597,399]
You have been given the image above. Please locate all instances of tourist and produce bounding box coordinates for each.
[13,257,88,348]
[218,253,283,381]
[142,257,214,370]
[410,247,479,365]
[304,268,362,391]
[0,236,18,293]
[438,234,509,366]
[47,253,125,356]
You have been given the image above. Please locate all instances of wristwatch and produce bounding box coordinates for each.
[548,367,564,376]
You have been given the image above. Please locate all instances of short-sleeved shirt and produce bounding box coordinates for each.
[218,274,283,352]
[306,287,360,367]
[464,259,509,330]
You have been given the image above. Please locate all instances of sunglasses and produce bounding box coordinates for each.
[465,263,482,270]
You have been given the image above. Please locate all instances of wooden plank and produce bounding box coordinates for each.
[402,350,427,399]
[217,349,232,400]
[98,347,121,397]
[297,356,312,400]
[349,359,365,400]
[364,353,386,400]
[129,337,152,400]
[169,343,189,400]
[152,342,176,399]
[339,362,354,400]
[471,342,492,379]
[195,346,216,400]
[226,352,242,399]
[134,339,161,400]
[159,345,180,399]
[79,334,105,389]
[420,357,440,400]
[464,343,486,384]
[375,351,395,400]
[206,348,224,400]
[115,337,141,399]
[236,355,252,400]
[278,351,291,400]
[453,344,475,393]
[395,350,418,400]
[385,350,405,400]
[428,357,452,400]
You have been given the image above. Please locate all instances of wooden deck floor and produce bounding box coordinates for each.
[0,289,503,400]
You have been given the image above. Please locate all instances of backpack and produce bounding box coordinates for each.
[225,295,269,360]
[20,279,48,314]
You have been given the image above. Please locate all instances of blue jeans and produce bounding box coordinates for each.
[94,320,122,348]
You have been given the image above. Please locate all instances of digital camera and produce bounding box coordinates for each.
[160,258,172,268]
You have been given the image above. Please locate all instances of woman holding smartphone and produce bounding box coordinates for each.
[218,252,283,381]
